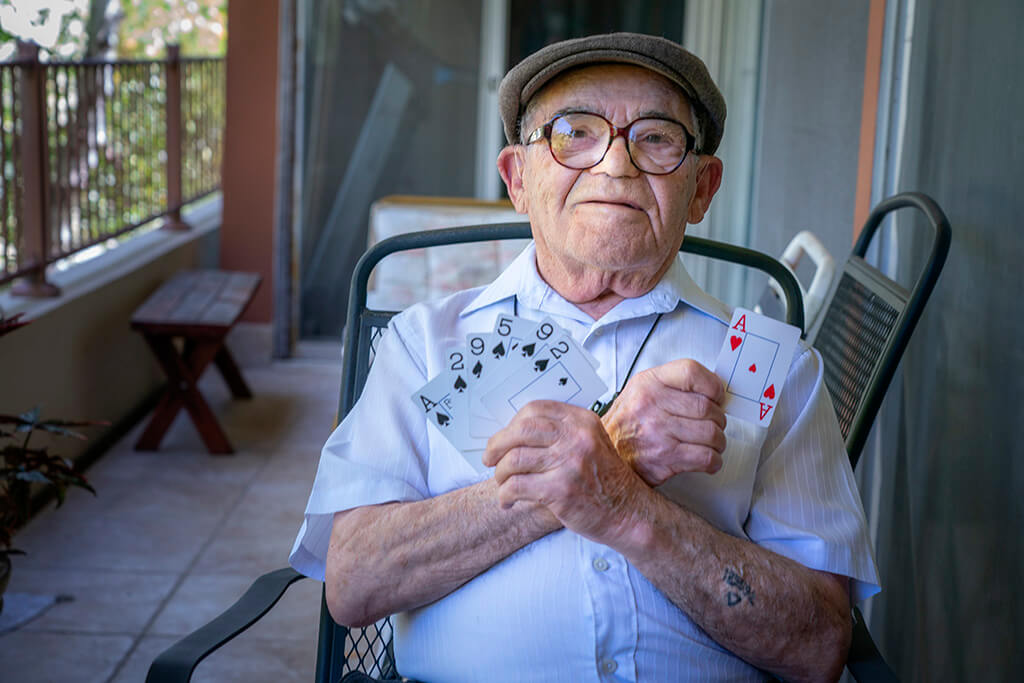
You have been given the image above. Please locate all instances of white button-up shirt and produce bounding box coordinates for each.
[291,244,880,682]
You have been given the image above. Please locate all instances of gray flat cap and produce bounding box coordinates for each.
[499,32,726,155]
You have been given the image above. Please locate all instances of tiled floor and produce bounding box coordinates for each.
[0,338,342,682]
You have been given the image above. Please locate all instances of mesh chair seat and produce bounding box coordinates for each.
[810,192,951,470]
[817,267,903,440]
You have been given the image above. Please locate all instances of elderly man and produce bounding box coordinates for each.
[291,33,879,682]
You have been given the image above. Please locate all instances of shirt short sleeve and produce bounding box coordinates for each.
[289,316,433,580]
[744,346,881,603]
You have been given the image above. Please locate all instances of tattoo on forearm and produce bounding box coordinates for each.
[722,567,755,607]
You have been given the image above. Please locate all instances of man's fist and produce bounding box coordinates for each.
[483,401,647,546]
[602,359,727,486]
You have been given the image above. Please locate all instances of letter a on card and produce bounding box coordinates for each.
[713,308,800,427]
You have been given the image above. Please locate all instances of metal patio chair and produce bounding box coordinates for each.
[148,193,951,682]
[146,222,804,682]
[810,191,951,682]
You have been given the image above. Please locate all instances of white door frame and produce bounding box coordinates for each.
[475,0,509,200]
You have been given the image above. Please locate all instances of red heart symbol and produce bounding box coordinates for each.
[764,384,775,400]
[730,335,742,350]
[748,363,757,373]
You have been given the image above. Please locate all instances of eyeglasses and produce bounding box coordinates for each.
[525,112,696,175]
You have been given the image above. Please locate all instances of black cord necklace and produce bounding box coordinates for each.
[513,296,663,416]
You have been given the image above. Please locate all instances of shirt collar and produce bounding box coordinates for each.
[460,241,733,326]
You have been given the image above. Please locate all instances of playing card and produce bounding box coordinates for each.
[464,330,508,439]
[416,314,607,461]
[472,316,555,399]
[466,316,566,434]
[491,313,543,361]
[494,312,599,369]
[713,307,800,427]
[437,345,489,453]
[480,329,607,425]
[410,370,460,443]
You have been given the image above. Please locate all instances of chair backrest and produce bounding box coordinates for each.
[318,222,804,682]
[810,192,951,469]
[365,195,526,310]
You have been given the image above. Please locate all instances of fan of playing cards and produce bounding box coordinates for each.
[412,313,608,455]
[413,307,802,459]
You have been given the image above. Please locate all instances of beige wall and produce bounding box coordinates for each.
[221,0,280,323]
[0,217,219,465]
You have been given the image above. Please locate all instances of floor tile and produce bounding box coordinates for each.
[118,632,317,683]
[14,473,247,573]
[5,567,178,635]
[148,571,321,637]
[3,351,337,682]
[260,445,323,488]
[0,630,135,683]
[87,444,269,487]
[109,634,179,683]
[191,480,312,575]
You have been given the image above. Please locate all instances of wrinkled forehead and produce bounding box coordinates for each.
[523,63,694,129]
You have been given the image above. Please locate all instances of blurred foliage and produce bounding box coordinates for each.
[0,2,225,284]
[0,0,227,61]
[118,0,227,58]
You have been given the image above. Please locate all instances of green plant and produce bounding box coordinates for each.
[0,312,101,560]
[0,408,99,558]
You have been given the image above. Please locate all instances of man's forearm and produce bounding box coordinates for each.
[616,491,851,683]
[325,478,561,627]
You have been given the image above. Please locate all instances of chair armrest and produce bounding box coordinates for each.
[846,606,900,682]
[146,567,309,683]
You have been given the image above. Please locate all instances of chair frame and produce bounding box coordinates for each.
[811,192,951,683]
[157,222,915,683]
[318,222,805,681]
[811,192,951,469]
[340,222,805,418]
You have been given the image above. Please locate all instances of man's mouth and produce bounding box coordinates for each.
[585,199,643,211]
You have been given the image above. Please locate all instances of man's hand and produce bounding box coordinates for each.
[602,359,728,486]
[482,400,647,545]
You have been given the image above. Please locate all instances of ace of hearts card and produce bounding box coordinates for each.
[713,307,800,427]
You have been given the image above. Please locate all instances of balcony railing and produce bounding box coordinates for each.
[0,42,225,296]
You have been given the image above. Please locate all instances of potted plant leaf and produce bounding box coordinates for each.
[0,313,102,614]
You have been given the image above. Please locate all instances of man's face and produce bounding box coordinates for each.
[498,64,722,311]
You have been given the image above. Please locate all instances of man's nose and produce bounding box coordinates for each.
[590,135,640,177]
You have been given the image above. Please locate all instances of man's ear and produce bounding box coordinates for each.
[687,155,723,224]
[497,145,529,214]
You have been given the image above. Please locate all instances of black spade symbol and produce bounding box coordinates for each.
[453,375,467,392]
[492,341,506,358]
[472,361,483,378]
[521,342,536,356]
[534,358,549,372]
[436,412,450,427]
[558,377,568,386]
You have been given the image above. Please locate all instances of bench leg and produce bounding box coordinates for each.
[136,334,235,455]
[214,346,253,398]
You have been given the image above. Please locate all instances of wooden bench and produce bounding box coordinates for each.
[131,269,262,454]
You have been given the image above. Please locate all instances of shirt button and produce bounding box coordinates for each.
[601,659,618,674]
[592,556,610,572]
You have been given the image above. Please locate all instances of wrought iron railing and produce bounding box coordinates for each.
[0,43,225,295]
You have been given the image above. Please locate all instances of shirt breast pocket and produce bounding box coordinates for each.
[655,419,766,538]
